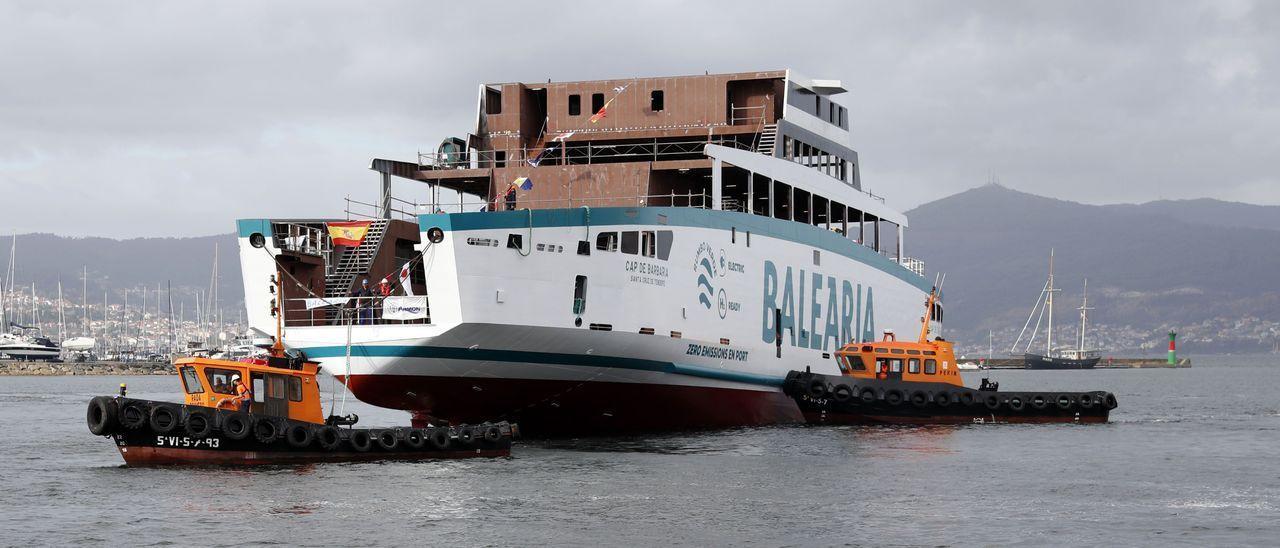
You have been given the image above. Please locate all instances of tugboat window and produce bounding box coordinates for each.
[568,94,581,116]
[924,359,937,375]
[288,376,303,401]
[908,358,920,374]
[889,359,903,373]
[205,368,239,395]
[846,355,865,371]
[180,366,204,394]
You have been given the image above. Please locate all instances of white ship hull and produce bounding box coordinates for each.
[240,207,933,433]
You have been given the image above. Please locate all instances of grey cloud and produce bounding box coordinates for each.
[1,0,1276,237]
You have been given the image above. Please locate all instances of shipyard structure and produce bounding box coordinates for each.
[237,70,937,434]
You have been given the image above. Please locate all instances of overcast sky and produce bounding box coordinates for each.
[1,1,1276,238]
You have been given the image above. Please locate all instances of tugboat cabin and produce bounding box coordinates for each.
[833,335,963,388]
[173,357,325,425]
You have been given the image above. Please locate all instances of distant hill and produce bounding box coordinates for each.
[904,185,1280,349]
[0,232,241,307]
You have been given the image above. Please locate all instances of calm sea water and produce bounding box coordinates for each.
[1,355,1278,547]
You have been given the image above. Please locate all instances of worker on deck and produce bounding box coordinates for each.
[352,278,374,324]
[504,182,518,211]
[217,374,252,412]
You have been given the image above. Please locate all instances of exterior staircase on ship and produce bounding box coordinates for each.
[324,219,389,299]
[755,123,778,156]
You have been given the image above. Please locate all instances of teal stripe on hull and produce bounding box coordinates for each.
[417,207,932,293]
[300,344,786,387]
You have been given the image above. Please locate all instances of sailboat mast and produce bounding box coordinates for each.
[82,266,88,337]
[1045,249,1055,355]
[1078,278,1092,353]
[57,279,65,343]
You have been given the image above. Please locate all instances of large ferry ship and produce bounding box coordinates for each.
[236,70,939,435]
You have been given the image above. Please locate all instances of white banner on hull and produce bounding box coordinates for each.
[383,296,429,320]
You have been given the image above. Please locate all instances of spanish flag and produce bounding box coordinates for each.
[590,98,614,124]
[327,221,372,247]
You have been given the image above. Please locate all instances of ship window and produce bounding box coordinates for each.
[908,359,920,374]
[906,349,921,355]
[180,366,204,394]
[205,368,239,395]
[925,359,937,375]
[844,355,865,371]
[288,376,303,401]
[890,348,905,355]
[924,350,936,356]
[862,345,873,352]
[595,232,617,252]
[836,355,850,373]
[874,348,887,353]
[656,230,673,260]
[568,94,581,116]
[592,93,605,114]
[889,359,902,373]
[641,231,656,257]
[651,90,664,111]
[573,275,587,315]
[670,331,682,338]
[620,231,639,254]
[485,87,502,115]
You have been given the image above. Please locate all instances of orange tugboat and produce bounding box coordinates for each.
[85,275,515,466]
[783,285,1117,425]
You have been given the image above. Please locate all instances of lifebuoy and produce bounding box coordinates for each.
[483,425,503,443]
[119,401,148,430]
[958,392,976,406]
[349,430,373,452]
[404,429,427,450]
[253,417,282,443]
[427,428,450,450]
[934,391,952,407]
[1104,393,1118,410]
[859,388,878,403]
[1055,394,1074,410]
[910,391,929,407]
[221,412,252,440]
[984,395,1001,410]
[375,429,399,450]
[184,408,214,438]
[285,424,313,448]
[1078,394,1095,409]
[884,390,904,406]
[1030,395,1049,410]
[807,378,828,398]
[86,396,117,436]
[149,404,180,434]
[1007,396,1025,411]
[316,426,342,450]
[832,384,854,402]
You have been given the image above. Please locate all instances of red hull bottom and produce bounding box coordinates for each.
[117,445,509,466]
[344,374,803,436]
[801,411,1110,425]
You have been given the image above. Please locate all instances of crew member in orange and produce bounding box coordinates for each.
[218,374,252,413]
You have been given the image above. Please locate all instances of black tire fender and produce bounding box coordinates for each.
[984,394,1001,410]
[285,423,313,449]
[958,392,976,407]
[86,396,117,436]
[403,429,427,450]
[884,390,904,406]
[1055,394,1074,410]
[349,430,373,452]
[482,425,503,443]
[149,404,180,434]
[427,428,450,450]
[1007,396,1025,412]
[221,412,252,440]
[184,408,214,438]
[910,390,929,407]
[832,384,854,402]
[253,417,282,443]
[456,426,477,446]
[375,429,399,451]
[934,391,952,408]
[119,401,149,430]
[807,378,828,398]
[859,388,878,403]
[1104,392,1118,410]
[316,426,342,450]
[1030,395,1049,410]
[1079,394,1096,409]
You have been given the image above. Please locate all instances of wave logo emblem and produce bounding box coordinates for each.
[695,243,729,319]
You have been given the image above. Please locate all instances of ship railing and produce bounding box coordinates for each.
[343,195,421,221]
[271,222,331,257]
[896,256,926,277]
[729,104,768,126]
[413,191,714,213]
[282,296,431,328]
[417,138,756,170]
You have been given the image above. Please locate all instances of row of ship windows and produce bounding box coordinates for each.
[466,231,672,260]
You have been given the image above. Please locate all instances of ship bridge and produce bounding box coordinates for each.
[368,69,914,268]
